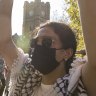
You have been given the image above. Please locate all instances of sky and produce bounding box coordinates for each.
[12,0,66,35]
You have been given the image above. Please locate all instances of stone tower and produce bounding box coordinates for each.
[23,0,50,36]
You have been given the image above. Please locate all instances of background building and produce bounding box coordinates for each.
[23,0,50,36]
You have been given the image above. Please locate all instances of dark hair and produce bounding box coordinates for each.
[39,22,77,73]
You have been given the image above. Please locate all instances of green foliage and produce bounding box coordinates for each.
[65,0,85,51]
[16,34,30,53]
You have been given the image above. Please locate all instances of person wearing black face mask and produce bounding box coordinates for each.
[23,23,76,96]
[0,1,77,95]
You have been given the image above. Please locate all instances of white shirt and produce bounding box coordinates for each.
[33,83,58,96]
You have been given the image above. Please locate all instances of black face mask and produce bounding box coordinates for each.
[30,45,60,75]
[30,37,64,75]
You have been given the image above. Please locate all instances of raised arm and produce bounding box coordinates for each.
[0,0,17,70]
[78,0,96,66]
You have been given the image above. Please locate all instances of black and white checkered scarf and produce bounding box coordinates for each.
[4,59,88,96]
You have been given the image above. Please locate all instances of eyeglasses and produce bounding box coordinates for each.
[30,37,54,48]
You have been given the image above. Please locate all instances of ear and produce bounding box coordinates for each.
[63,48,73,60]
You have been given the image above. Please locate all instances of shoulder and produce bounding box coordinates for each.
[54,65,83,95]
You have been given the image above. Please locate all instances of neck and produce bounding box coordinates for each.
[82,64,96,95]
[42,62,66,85]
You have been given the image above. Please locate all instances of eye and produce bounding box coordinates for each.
[42,38,52,48]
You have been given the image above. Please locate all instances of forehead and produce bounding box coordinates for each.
[36,27,59,39]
